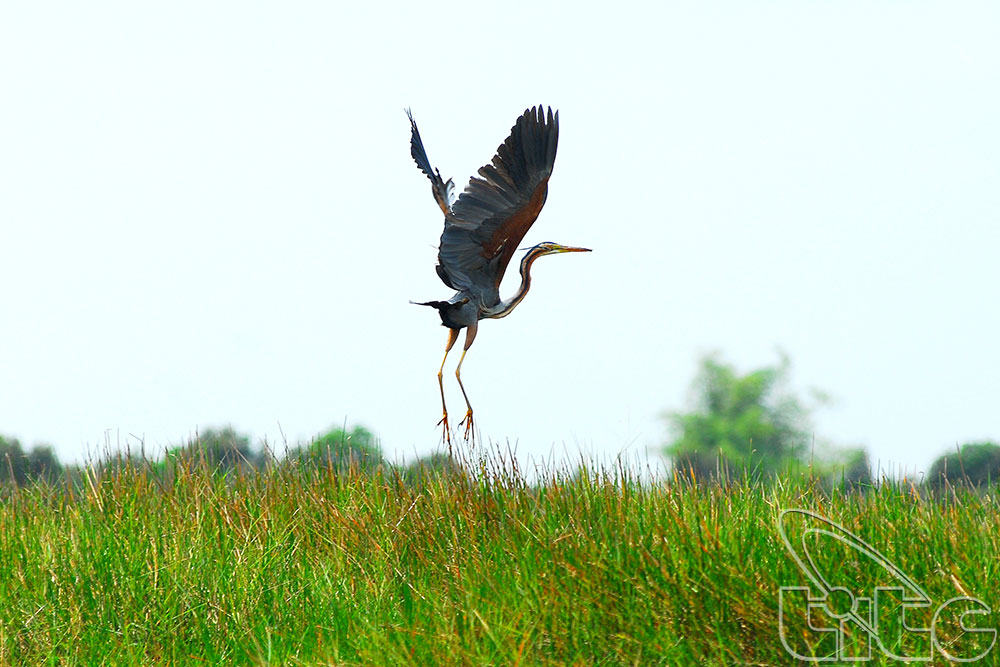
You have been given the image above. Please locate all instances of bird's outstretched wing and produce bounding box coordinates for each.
[435,106,559,306]
[406,109,455,216]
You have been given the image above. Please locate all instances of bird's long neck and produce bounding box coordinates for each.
[484,248,547,319]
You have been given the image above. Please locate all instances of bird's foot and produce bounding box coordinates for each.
[437,412,451,445]
[458,410,474,442]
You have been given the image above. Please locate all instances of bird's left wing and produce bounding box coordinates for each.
[406,109,455,216]
[436,106,559,306]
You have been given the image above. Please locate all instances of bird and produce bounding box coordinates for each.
[407,105,591,442]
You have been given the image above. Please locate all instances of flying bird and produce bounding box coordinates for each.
[407,106,590,441]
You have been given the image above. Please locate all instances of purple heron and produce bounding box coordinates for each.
[408,106,590,441]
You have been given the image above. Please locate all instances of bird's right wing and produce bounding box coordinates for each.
[406,109,455,216]
[436,106,559,306]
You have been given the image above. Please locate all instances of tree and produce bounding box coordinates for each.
[288,425,385,474]
[165,426,258,472]
[401,452,465,486]
[25,445,63,484]
[0,436,64,486]
[664,353,815,479]
[928,441,1000,488]
[0,436,28,486]
[818,446,872,487]
[842,448,872,485]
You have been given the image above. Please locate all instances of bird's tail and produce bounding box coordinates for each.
[411,299,453,329]
[410,299,447,309]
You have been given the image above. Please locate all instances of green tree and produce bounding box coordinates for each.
[25,445,63,484]
[0,436,64,486]
[401,452,465,486]
[164,426,258,472]
[664,353,815,479]
[841,447,873,485]
[288,425,385,473]
[928,441,1000,488]
[816,446,872,487]
[0,436,28,486]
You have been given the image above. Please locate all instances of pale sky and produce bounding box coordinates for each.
[1,2,997,476]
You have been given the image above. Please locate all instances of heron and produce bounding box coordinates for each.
[407,105,591,441]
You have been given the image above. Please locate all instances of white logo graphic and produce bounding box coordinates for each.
[778,509,996,662]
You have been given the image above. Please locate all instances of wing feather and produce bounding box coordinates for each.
[406,109,454,216]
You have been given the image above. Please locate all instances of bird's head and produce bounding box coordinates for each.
[532,241,592,256]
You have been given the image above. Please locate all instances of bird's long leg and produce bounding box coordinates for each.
[437,327,460,444]
[455,322,478,441]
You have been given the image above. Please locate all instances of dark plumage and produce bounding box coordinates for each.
[408,106,590,441]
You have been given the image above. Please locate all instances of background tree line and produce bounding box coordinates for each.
[0,426,461,490]
[2,352,997,490]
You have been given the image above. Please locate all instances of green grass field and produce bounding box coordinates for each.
[1,451,997,666]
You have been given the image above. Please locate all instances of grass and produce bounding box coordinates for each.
[1,449,998,666]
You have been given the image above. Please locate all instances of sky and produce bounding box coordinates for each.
[1,2,997,477]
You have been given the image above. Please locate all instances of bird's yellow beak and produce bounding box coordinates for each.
[558,245,592,253]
